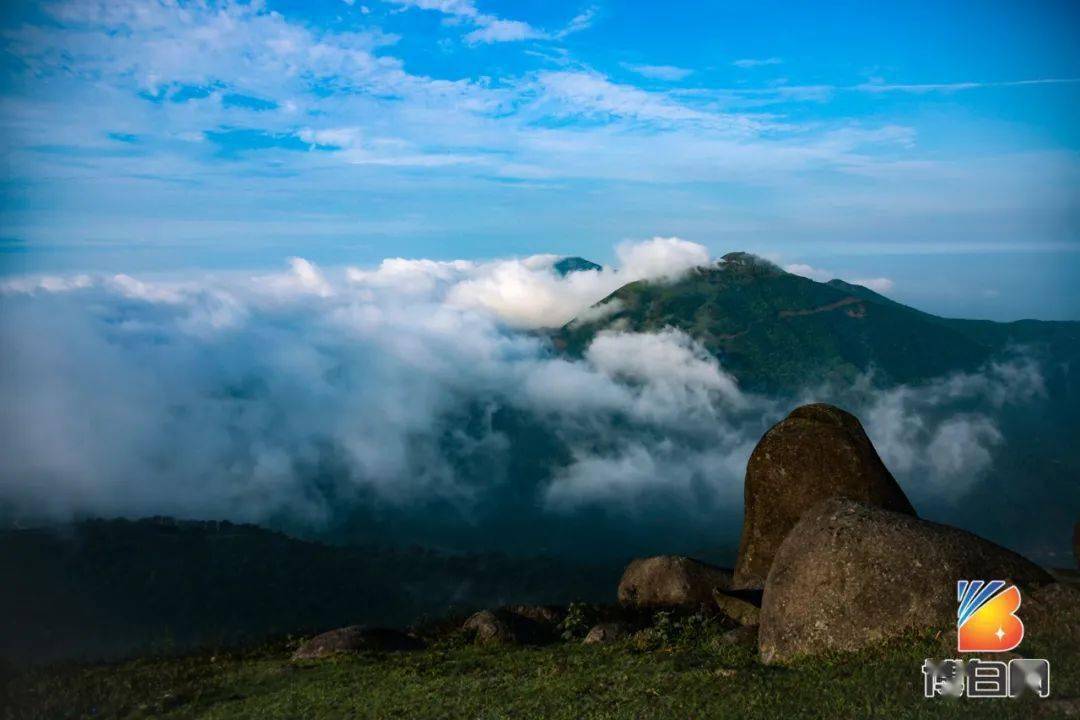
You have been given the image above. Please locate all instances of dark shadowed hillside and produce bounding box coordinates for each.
[0,517,615,664]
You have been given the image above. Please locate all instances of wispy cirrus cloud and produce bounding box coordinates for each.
[555,6,598,39]
[711,77,1080,105]
[463,18,543,44]
[733,57,783,68]
[1,0,1076,279]
[387,0,594,44]
[532,70,763,132]
[623,64,694,81]
[854,77,1080,94]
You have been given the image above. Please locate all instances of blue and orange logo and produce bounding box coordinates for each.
[957,580,1024,653]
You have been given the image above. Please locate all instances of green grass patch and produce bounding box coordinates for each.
[5,624,1075,720]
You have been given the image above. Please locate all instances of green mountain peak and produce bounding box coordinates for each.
[553,256,603,276]
[556,254,1078,393]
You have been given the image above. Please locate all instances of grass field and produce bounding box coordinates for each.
[5,619,1076,720]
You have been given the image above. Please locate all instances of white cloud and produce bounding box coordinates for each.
[445,257,612,327]
[0,244,1053,554]
[2,238,710,331]
[535,328,765,508]
[2,0,1076,264]
[566,298,623,327]
[442,237,709,328]
[534,70,759,132]
[252,257,335,299]
[545,444,664,506]
[287,257,334,297]
[30,1,404,97]
[850,277,895,293]
[107,274,187,304]
[0,241,754,534]
[783,263,832,282]
[586,328,746,415]
[393,0,593,44]
[849,359,1044,499]
[733,57,782,68]
[0,274,93,294]
[8,0,1060,240]
[463,19,542,44]
[925,416,1002,484]
[544,443,750,510]
[5,0,514,176]
[300,125,485,166]
[390,0,480,17]
[555,7,597,38]
[347,257,474,295]
[615,236,710,279]
[390,0,546,44]
[784,263,895,294]
[854,77,1080,94]
[624,64,694,81]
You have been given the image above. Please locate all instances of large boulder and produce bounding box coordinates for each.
[292,626,424,660]
[617,555,732,609]
[758,498,1053,664]
[733,403,916,589]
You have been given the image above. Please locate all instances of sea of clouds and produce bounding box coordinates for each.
[0,239,1049,558]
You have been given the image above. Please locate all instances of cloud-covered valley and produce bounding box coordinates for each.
[0,240,1062,561]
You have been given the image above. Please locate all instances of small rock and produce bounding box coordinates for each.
[292,626,423,660]
[734,403,916,589]
[583,622,628,645]
[504,604,565,626]
[617,555,732,609]
[461,607,558,645]
[712,590,760,626]
[462,610,515,645]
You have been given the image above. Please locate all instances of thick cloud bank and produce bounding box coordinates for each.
[0,241,1057,559]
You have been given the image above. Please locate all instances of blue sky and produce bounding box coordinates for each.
[0,0,1077,319]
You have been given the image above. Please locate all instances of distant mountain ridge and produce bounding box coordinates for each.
[556,252,1080,393]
